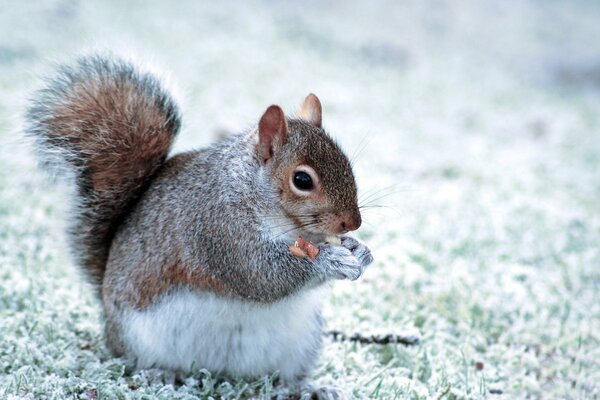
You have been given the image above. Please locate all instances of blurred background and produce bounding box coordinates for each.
[0,1,599,399]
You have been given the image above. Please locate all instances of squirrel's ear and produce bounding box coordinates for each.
[258,105,288,163]
[297,93,322,127]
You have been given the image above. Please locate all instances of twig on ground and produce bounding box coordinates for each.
[326,330,420,346]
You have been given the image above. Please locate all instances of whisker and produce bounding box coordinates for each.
[358,185,387,202]
[260,213,317,220]
[358,184,405,205]
[272,220,322,240]
[349,135,373,167]
[358,186,413,209]
[359,204,405,218]
[265,217,315,229]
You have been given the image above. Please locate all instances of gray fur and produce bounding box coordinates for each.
[104,130,371,306]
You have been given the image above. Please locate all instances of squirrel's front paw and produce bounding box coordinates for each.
[319,243,363,281]
[340,236,374,269]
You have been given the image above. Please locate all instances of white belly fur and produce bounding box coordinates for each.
[122,286,326,382]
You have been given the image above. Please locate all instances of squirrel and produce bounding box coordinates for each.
[26,54,373,398]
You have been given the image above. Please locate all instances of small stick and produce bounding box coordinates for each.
[326,330,420,346]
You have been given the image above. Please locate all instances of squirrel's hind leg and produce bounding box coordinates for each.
[137,368,181,386]
[271,379,347,400]
[300,382,348,400]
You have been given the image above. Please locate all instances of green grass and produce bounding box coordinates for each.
[1,0,599,398]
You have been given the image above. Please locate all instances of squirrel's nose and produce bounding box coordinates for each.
[339,211,361,232]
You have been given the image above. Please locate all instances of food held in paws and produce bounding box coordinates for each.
[325,235,342,245]
[289,243,307,258]
[289,235,319,260]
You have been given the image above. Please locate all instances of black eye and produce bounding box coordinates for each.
[293,171,313,191]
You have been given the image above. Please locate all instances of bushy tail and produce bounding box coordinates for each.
[26,55,181,294]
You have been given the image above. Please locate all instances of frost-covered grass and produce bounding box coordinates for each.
[1,1,600,399]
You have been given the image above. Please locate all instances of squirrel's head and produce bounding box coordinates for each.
[256,94,361,236]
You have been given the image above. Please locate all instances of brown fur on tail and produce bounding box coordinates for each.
[26,55,181,295]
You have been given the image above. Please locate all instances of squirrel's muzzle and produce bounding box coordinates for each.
[338,210,362,233]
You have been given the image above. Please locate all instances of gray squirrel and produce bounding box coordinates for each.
[26,54,373,398]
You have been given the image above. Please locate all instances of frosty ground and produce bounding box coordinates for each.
[0,1,599,399]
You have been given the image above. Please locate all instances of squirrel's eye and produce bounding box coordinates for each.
[293,171,313,191]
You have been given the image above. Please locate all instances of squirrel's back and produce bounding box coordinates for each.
[26,55,181,294]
